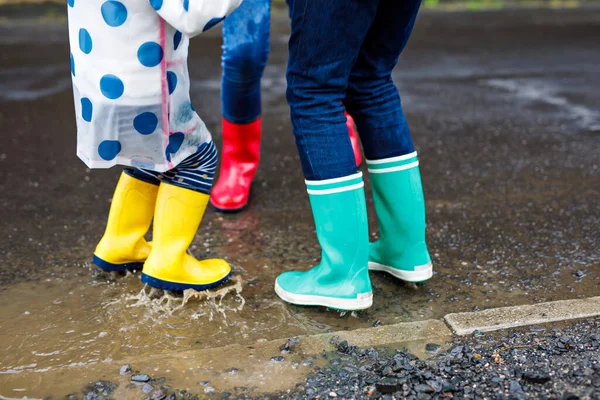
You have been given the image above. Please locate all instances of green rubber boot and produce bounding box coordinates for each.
[367,152,433,282]
[274,172,373,310]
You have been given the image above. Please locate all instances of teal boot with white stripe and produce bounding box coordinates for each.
[274,172,373,310]
[367,152,433,282]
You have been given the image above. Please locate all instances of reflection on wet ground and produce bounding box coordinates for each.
[0,7,599,397]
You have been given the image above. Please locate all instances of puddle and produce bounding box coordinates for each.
[0,271,302,379]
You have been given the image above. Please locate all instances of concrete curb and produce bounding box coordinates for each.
[444,296,600,335]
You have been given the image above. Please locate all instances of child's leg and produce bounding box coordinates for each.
[343,0,421,161]
[211,0,270,212]
[344,0,432,282]
[93,172,159,272]
[274,0,383,310]
[141,142,231,291]
[220,0,270,126]
[134,141,217,195]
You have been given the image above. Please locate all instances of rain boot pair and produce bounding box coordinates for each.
[93,173,230,291]
[210,112,362,212]
[274,153,432,311]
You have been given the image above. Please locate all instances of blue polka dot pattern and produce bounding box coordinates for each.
[70,53,75,76]
[68,0,74,7]
[101,1,128,27]
[100,74,124,99]
[81,98,93,122]
[98,140,122,161]
[79,28,93,54]
[137,42,163,67]
[203,16,225,32]
[133,112,158,135]
[183,0,189,11]
[173,31,182,50]
[149,0,163,10]
[166,132,185,160]
[167,71,177,94]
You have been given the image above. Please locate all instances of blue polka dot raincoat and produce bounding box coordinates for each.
[68,0,241,172]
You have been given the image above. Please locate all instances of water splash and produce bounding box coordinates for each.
[114,276,245,325]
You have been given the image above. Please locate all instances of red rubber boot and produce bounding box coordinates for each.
[211,117,261,212]
[345,111,362,167]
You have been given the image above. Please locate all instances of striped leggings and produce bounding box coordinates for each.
[125,141,217,195]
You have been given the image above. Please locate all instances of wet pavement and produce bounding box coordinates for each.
[0,6,599,398]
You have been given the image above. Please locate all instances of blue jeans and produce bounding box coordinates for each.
[221,0,271,124]
[286,0,421,180]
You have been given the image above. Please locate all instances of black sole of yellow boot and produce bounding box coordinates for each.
[140,272,231,292]
[93,255,144,272]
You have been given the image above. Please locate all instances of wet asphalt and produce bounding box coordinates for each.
[1,6,598,315]
[0,5,599,397]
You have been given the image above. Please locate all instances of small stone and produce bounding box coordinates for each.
[199,381,210,386]
[415,384,434,393]
[132,374,151,383]
[330,335,340,345]
[426,379,442,393]
[424,343,440,354]
[120,364,131,375]
[562,392,580,400]
[226,368,238,375]
[204,387,216,394]
[509,380,523,394]
[303,360,314,367]
[524,369,551,384]
[271,356,285,363]
[142,383,154,394]
[329,392,337,397]
[376,377,401,394]
[280,337,300,354]
[94,380,117,395]
[338,340,350,354]
[442,382,457,392]
[449,346,463,356]
[152,390,167,400]
[373,320,382,327]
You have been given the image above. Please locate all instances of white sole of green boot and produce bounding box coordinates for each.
[368,261,433,283]
[274,282,373,310]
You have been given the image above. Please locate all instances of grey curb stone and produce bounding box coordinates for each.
[444,296,600,335]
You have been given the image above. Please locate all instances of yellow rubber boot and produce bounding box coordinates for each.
[141,183,231,291]
[93,172,158,272]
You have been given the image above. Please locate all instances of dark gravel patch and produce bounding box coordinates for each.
[266,317,600,400]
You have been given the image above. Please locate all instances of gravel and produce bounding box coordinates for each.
[269,317,600,399]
